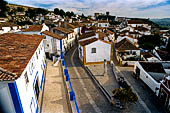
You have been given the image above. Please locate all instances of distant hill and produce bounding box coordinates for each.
[7,3,37,11]
[151,18,170,29]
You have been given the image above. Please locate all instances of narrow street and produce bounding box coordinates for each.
[65,46,119,113]
[64,45,166,113]
[112,43,166,113]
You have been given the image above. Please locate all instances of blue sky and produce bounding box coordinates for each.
[6,0,170,18]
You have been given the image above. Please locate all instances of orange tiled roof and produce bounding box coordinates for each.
[116,38,139,51]
[42,30,66,40]
[106,29,114,35]
[0,22,17,27]
[0,33,44,81]
[53,27,73,34]
[23,25,43,32]
[128,20,147,24]
[79,38,98,46]
[98,20,109,23]
[78,32,96,40]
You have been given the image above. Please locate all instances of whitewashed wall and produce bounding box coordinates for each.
[41,24,49,32]
[15,40,46,113]
[116,36,137,45]
[86,40,111,63]
[1,27,11,34]
[97,23,109,28]
[134,62,160,96]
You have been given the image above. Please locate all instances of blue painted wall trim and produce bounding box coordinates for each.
[40,70,45,90]
[36,105,39,113]
[33,71,38,87]
[8,82,24,113]
[32,71,39,113]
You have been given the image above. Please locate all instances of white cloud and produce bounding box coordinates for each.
[6,0,170,18]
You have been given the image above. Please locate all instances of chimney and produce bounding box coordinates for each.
[96,33,99,38]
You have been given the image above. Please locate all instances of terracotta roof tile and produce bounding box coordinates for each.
[78,32,96,41]
[128,20,147,24]
[116,38,139,51]
[0,22,17,27]
[79,38,98,46]
[106,29,114,35]
[0,33,44,81]
[23,25,43,32]
[42,30,66,40]
[53,27,73,34]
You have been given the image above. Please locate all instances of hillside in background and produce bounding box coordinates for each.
[151,18,170,29]
[7,3,36,10]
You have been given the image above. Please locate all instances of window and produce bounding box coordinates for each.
[44,36,46,39]
[24,72,29,86]
[39,48,40,54]
[36,52,38,59]
[47,44,49,47]
[91,48,96,53]
[34,78,40,101]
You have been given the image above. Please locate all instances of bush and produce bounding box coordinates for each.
[113,88,138,103]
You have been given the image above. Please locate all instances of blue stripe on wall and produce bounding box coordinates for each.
[40,70,45,90]
[33,71,38,87]
[8,82,24,113]
[36,105,39,113]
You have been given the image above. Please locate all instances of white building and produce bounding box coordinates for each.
[116,35,138,46]
[52,27,75,52]
[97,20,110,28]
[78,38,113,65]
[115,38,140,66]
[42,30,66,57]
[134,62,170,96]
[0,33,46,113]
[0,22,20,34]
[20,24,49,35]
[127,20,151,30]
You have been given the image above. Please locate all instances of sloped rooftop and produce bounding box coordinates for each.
[0,33,44,81]
[42,30,66,40]
[23,25,43,32]
[53,27,73,34]
[116,38,139,51]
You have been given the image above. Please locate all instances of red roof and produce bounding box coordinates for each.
[0,33,44,81]
[23,25,43,32]
[42,30,66,40]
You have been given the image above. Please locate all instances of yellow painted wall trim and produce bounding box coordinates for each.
[83,46,86,65]
[84,61,110,65]
[110,44,113,61]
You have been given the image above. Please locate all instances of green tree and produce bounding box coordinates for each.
[138,34,161,50]
[17,7,24,12]
[8,8,17,15]
[59,9,65,17]
[70,11,74,16]
[35,8,48,15]
[81,13,85,18]
[54,8,60,15]
[26,8,36,18]
[0,0,9,17]
[113,88,138,104]
[65,11,71,17]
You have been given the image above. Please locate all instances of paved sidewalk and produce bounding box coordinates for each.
[41,60,69,113]
[87,64,119,97]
